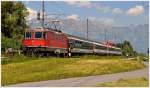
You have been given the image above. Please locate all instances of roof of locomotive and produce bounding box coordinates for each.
[25,28,48,31]
[25,28,62,33]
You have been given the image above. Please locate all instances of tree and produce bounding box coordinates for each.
[116,43,123,49]
[122,40,134,56]
[116,41,135,56]
[2,1,28,37]
[1,1,28,51]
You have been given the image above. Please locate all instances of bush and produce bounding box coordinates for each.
[1,34,23,52]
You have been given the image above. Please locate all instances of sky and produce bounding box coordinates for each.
[24,1,149,26]
[23,1,149,54]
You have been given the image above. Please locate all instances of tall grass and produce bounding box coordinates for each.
[1,54,122,65]
[1,54,39,65]
[2,55,145,86]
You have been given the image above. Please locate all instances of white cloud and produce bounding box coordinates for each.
[65,1,77,5]
[65,1,92,8]
[103,18,114,26]
[126,5,144,16]
[96,6,112,13]
[88,16,97,20]
[78,1,92,8]
[26,7,37,20]
[67,14,79,21]
[96,6,124,15]
[88,16,115,26]
[112,8,123,14]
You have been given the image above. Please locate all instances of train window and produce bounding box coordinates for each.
[69,39,74,47]
[26,32,32,38]
[95,45,106,50]
[43,32,46,39]
[82,42,93,49]
[75,40,82,47]
[35,32,42,38]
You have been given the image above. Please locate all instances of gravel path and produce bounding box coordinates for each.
[7,62,149,87]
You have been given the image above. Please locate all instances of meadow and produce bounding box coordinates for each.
[2,55,145,86]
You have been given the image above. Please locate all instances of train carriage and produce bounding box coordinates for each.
[67,34,122,55]
[68,35,94,54]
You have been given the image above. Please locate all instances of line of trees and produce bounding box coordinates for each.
[116,40,137,56]
[2,1,28,51]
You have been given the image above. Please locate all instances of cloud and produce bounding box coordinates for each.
[65,1,77,5]
[96,6,124,15]
[78,1,92,8]
[88,16,115,26]
[26,7,37,20]
[67,14,79,21]
[126,5,144,16]
[112,8,123,14]
[65,1,92,8]
[88,16,97,20]
[96,6,112,13]
[103,18,115,26]
[65,2,145,17]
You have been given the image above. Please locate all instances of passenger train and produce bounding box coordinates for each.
[22,28,122,57]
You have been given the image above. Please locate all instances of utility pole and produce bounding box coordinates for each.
[42,1,45,28]
[87,18,88,39]
[104,29,109,58]
[121,39,123,58]
[104,29,106,42]
[114,32,116,46]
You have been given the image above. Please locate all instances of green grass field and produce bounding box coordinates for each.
[96,77,149,87]
[2,55,145,86]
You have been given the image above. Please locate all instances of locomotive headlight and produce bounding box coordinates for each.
[32,40,34,46]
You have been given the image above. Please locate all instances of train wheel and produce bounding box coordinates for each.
[31,51,34,57]
[63,53,66,58]
[26,50,31,57]
[34,51,39,57]
[46,53,49,57]
[56,53,60,57]
[23,51,27,56]
[27,51,30,56]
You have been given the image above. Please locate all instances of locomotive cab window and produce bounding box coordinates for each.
[25,32,32,38]
[43,32,46,39]
[35,32,42,38]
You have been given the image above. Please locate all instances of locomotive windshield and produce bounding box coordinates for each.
[43,32,46,39]
[35,32,42,38]
[25,32,32,38]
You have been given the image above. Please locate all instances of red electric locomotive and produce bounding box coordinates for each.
[22,28,68,57]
